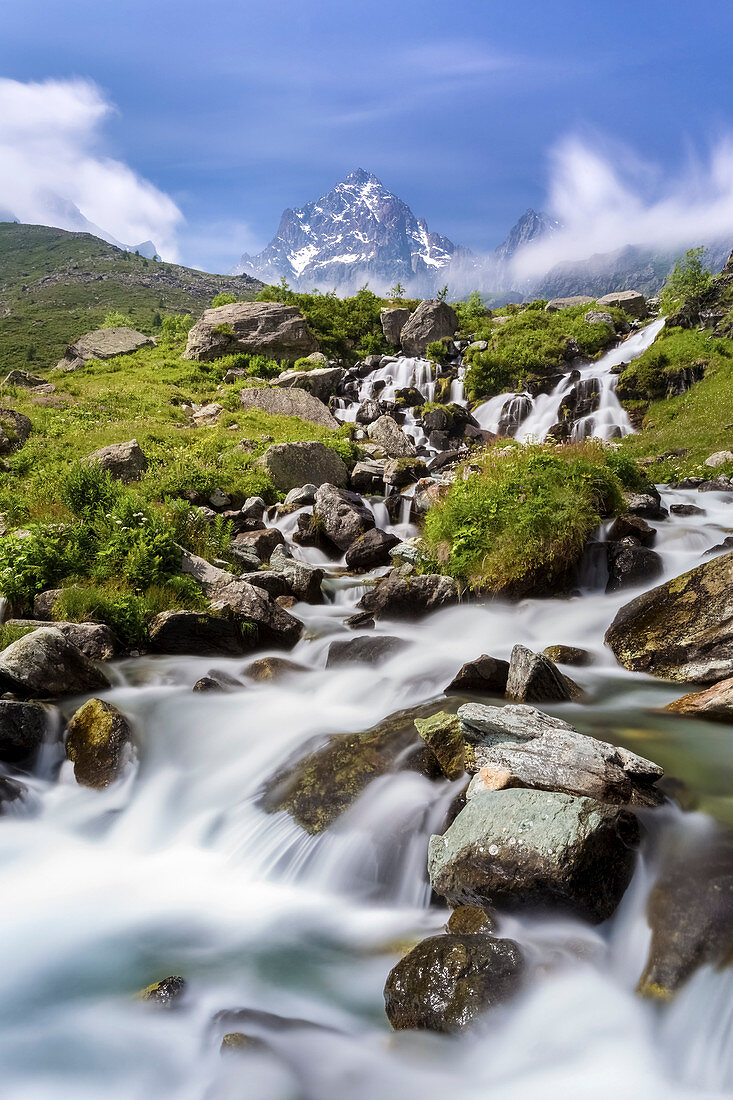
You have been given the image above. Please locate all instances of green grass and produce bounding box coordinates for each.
[423,442,642,593]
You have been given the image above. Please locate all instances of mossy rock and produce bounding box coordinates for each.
[65,698,133,788]
[220,1032,268,1054]
[414,711,465,779]
[137,975,186,1009]
[446,905,496,935]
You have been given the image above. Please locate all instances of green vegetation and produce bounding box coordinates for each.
[256,284,391,362]
[211,292,239,308]
[102,310,134,329]
[423,442,642,593]
[660,247,712,317]
[617,326,731,404]
[463,302,624,401]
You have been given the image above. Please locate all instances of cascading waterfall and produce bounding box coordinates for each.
[3,314,733,1099]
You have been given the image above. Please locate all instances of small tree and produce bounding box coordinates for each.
[102,310,133,329]
[661,247,712,315]
[211,292,238,308]
[437,284,448,301]
[388,281,406,300]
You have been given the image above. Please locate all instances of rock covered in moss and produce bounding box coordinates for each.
[383,933,523,1032]
[138,975,186,1008]
[605,551,733,683]
[0,627,110,699]
[542,645,593,667]
[414,711,465,779]
[4,620,119,661]
[244,656,307,682]
[65,698,133,788]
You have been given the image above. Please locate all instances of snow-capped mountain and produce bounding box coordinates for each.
[234,168,463,295]
[495,209,562,263]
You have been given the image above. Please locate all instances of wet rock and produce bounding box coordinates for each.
[698,476,733,492]
[445,655,510,696]
[244,657,307,682]
[638,829,733,1000]
[0,700,48,763]
[83,439,148,483]
[383,933,523,1033]
[446,905,496,935]
[220,1032,268,1054]
[184,302,318,362]
[3,619,119,661]
[269,544,324,604]
[542,645,593,667]
[706,535,733,555]
[357,573,458,620]
[325,635,406,668]
[193,670,242,693]
[344,611,375,630]
[400,300,458,357]
[428,787,640,923]
[459,702,663,806]
[383,458,428,489]
[607,514,657,547]
[344,528,400,572]
[242,496,266,520]
[624,492,668,520]
[232,527,285,560]
[313,483,375,552]
[355,398,386,427]
[606,543,663,592]
[149,609,254,657]
[414,711,465,779]
[349,459,387,494]
[664,675,733,721]
[138,976,186,1009]
[239,386,339,429]
[367,415,417,458]
[261,441,348,492]
[669,503,704,516]
[65,698,133,788]
[380,307,411,346]
[505,644,578,703]
[395,386,424,408]
[236,571,291,599]
[605,550,733,682]
[0,628,110,699]
[283,484,317,511]
[0,776,28,811]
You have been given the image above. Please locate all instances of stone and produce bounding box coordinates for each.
[0,408,32,454]
[242,496,266,520]
[282,485,317,510]
[428,787,640,924]
[238,571,291,599]
[542,645,593,667]
[2,369,46,388]
[238,386,339,429]
[83,439,148,483]
[606,543,663,592]
[65,698,133,788]
[446,906,496,935]
[414,711,465,779]
[344,528,400,572]
[383,934,523,1033]
[232,527,285,560]
[355,398,387,427]
[33,589,63,619]
[584,310,615,331]
[664,675,733,721]
[269,545,324,604]
[191,402,223,425]
[383,458,428,489]
[458,702,663,806]
[596,290,648,318]
[607,514,656,546]
[349,459,387,494]
[192,670,242,693]
[705,450,733,468]
[0,628,110,698]
[624,492,668,520]
[244,657,306,682]
[400,300,458,357]
[326,634,406,668]
[445,655,510,696]
[274,366,344,404]
[505,644,577,703]
[57,327,155,369]
[138,976,186,1009]
[149,609,254,656]
[3,620,119,661]
[183,302,318,362]
[0,777,28,811]
[313,483,375,552]
[545,295,594,312]
[380,307,411,346]
[0,700,48,763]
[669,503,704,516]
[357,573,459,620]
[605,550,733,683]
[367,415,417,458]
[261,440,348,492]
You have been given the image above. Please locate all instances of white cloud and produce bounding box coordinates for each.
[511,135,733,278]
[0,77,183,259]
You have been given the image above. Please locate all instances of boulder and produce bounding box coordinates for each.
[367,415,417,458]
[414,711,464,779]
[313,484,375,552]
[542,645,593,667]
[355,398,387,427]
[238,385,339,429]
[400,300,458,357]
[705,450,733,468]
[596,291,648,318]
[0,409,32,454]
[326,634,406,669]
[65,698,133,788]
[344,528,400,572]
[349,459,387,494]
[605,551,733,682]
[0,700,49,764]
[0,628,110,698]
[190,401,223,425]
[606,543,663,592]
[383,934,523,1033]
[56,327,155,370]
[357,573,458,620]
[624,492,668,520]
[3,620,118,661]
[380,307,412,346]
[283,484,317,511]
[446,905,496,935]
[84,439,148,483]
[238,571,291,598]
[244,657,307,682]
[445,655,510,696]
[232,527,285,560]
[2,369,46,388]
[584,310,616,331]
[274,367,344,404]
[261,441,348,492]
[607,514,656,547]
[545,296,594,312]
[505,645,577,703]
[183,302,318,362]
[149,609,254,657]
[428,787,640,923]
[383,458,428,489]
[664,675,733,721]
[458,702,663,806]
[269,545,324,604]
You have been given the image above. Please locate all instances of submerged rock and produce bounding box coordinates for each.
[0,628,110,699]
[138,976,186,1009]
[244,657,307,682]
[428,787,640,923]
[383,933,523,1033]
[606,543,663,592]
[325,635,406,668]
[65,698,133,788]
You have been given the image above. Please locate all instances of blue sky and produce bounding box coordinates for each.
[2,0,733,271]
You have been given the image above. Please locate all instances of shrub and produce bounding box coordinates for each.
[211,292,238,308]
[62,462,121,518]
[55,579,205,648]
[426,339,450,365]
[660,247,712,316]
[617,326,730,404]
[103,310,133,328]
[160,313,193,341]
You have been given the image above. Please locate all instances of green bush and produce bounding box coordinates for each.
[103,310,133,328]
[425,339,450,365]
[660,247,711,316]
[55,579,204,648]
[256,285,389,362]
[211,293,238,308]
[62,462,121,517]
[160,313,193,341]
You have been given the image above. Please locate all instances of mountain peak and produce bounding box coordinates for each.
[342,167,381,187]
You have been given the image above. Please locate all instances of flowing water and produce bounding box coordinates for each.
[3,321,733,1098]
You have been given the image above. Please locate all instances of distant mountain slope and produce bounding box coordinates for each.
[235,168,466,295]
[0,223,262,372]
[494,209,562,263]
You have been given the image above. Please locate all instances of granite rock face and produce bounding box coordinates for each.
[184,302,318,362]
[57,327,155,370]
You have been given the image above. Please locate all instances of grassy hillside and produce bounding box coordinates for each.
[0,223,262,372]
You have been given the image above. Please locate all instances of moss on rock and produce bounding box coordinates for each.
[65,698,133,788]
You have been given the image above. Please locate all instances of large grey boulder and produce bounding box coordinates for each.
[400,300,458,357]
[261,441,348,491]
[545,296,594,312]
[56,327,155,370]
[428,787,640,923]
[183,302,318,362]
[238,386,339,429]
[384,933,524,1033]
[3,620,118,661]
[367,415,417,457]
[0,627,110,698]
[84,439,148,483]
[313,484,375,552]
[269,544,324,604]
[148,609,255,657]
[506,644,577,702]
[596,290,648,318]
[380,307,412,346]
[357,573,458,619]
[459,702,663,806]
[605,551,733,683]
[273,366,344,403]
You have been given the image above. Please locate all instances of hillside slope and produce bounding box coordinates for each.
[0,223,262,372]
